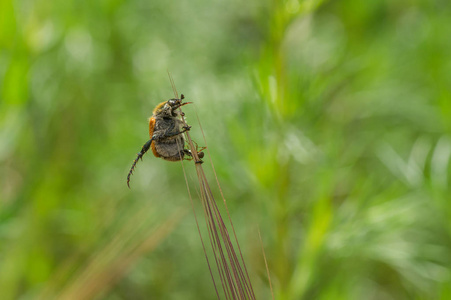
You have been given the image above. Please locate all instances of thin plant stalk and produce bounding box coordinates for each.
[169,73,256,299]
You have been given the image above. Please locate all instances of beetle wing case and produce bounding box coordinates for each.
[148,117,160,158]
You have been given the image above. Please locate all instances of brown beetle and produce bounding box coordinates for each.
[127,95,204,188]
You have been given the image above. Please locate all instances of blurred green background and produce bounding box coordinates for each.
[1,0,451,299]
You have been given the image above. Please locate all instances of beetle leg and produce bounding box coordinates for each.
[183,140,206,163]
[127,139,152,188]
[182,149,204,164]
[152,126,191,141]
[183,149,193,160]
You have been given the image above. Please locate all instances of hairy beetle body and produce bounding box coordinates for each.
[126,95,204,188]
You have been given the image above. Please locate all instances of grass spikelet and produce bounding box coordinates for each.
[169,73,256,299]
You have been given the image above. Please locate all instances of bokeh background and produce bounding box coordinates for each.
[1,0,451,299]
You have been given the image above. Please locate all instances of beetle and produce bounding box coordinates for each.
[127,95,204,188]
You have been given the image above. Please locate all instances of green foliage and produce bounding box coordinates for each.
[1,0,451,299]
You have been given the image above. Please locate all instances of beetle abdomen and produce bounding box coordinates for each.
[154,137,185,161]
